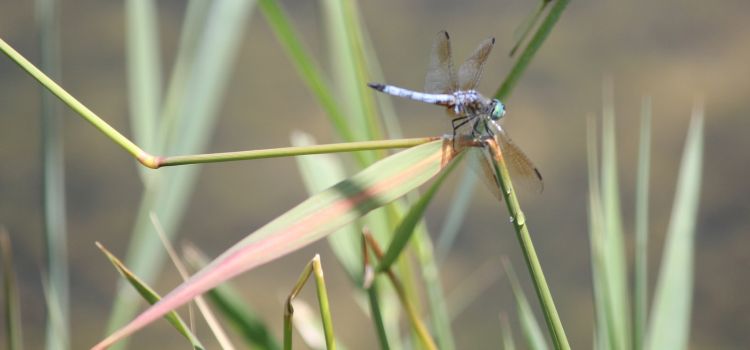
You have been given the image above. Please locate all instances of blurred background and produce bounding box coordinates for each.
[1,0,748,349]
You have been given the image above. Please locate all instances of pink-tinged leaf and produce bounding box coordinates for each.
[93,139,456,349]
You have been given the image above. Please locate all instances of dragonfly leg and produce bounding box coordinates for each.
[451,116,471,147]
[483,119,495,137]
[471,116,484,138]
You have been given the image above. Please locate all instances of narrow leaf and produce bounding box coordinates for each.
[96,242,205,350]
[645,106,703,350]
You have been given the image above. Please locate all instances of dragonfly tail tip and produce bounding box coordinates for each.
[367,83,385,91]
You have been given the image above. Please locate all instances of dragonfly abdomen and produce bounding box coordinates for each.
[368,83,455,106]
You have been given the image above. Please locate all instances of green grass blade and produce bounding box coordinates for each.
[586,116,611,349]
[96,242,206,350]
[509,0,552,57]
[183,245,281,350]
[258,0,356,146]
[0,230,23,350]
[106,0,256,344]
[500,314,516,350]
[645,105,703,350]
[504,259,549,350]
[436,159,479,263]
[376,153,462,272]
[34,0,69,349]
[495,0,570,100]
[322,0,384,147]
[125,0,161,179]
[599,81,631,350]
[634,97,652,350]
[95,140,455,348]
[413,227,455,350]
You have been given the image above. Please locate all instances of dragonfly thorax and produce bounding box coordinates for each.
[451,90,495,118]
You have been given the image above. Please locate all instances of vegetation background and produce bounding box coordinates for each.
[0,0,747,348]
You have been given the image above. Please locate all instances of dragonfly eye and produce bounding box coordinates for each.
[490,99,506,120]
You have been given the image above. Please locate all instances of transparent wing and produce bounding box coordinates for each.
[469,146,505,202]
[424,30,457,94]
[457,37,495,91]
[492,123,544,194]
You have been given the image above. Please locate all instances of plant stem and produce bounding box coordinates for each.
[485,139,570,350]
[159,137,437,167]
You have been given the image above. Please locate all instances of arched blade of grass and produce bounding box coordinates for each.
[93,139,456,349]
[502,257,549,350]
[182,244,281,350]
[645,105,703,350]
[95,242,205,350]
[284,255,335,350]
[484,139,570,350]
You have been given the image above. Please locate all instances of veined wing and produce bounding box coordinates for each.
[471,124,543,201]
[457,37,495,91]
[424,30,457,94]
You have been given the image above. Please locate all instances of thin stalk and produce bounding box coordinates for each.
[284,255,336,350]
[364,232,438,350]
[484,139,570,350]
[0,38,156,167]
[159,137,437,167]
[495,0,570,100]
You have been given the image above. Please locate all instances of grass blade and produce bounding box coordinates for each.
[634,97,652,350]
[495,0,570,100]
[258,0,355,146]
[503,258,549,350]
[34,0,69,349]
[645,105,703,350]
[94,140,455,348]
[600,81,631,350]
[377,152,462,272]
[96,242,206,350]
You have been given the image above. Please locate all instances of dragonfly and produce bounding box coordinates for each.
[368,30,543,199]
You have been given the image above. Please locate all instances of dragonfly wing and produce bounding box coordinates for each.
[457,37,495,91]
[469,146,505,202]
[424,30,458,94]
[491,126,544,194]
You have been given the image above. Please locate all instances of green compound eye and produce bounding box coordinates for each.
[490,99,506,120]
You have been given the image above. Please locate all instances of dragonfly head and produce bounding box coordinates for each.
[490,99,506,121]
